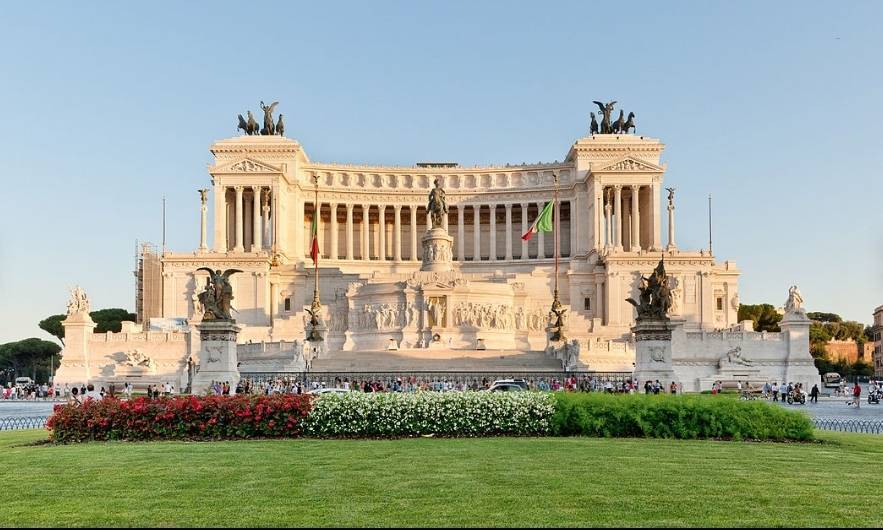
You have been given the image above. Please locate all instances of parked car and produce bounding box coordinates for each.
[823,372,842,388]
[488,379,528,392]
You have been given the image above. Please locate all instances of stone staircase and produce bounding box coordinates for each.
[310,349,564,372]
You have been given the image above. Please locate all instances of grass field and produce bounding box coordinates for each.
[2,430,882,527]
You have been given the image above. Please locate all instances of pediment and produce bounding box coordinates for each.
[595,156,663,173]
[213,157,282,174]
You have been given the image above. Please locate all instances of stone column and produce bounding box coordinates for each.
[457,205,465,261]
[488,204,497,261]
[520,203,529,259]
[442,206,449,232]
[329,203,338,260]
[594,186,603,251]
[410,205,419,261]
[504,203,513,260]
[345,204,354,260]
[426,209,432,231]
[199,190,208,252]
[613,185,623,251]
[630,185,640,252]
[361,204,370,261]
[537,202,546,259]
[666,194,677,251]
[652,181,662,250]
[252,186,262,252]
[378,205,386,261]
[595,276,604,323]
[234,186,244,252]
[315,202,324,259]
[472,204,481,261]
[261,190,271,249]
[604,189,613,249]
[213,185,227,252]
[393,205,402,261]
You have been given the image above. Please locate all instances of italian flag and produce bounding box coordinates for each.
[521,201,554,241]
[309,210,319,265]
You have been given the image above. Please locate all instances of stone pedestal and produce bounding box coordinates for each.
[55,311,97,387]
[421,228,454,272]
[780,311,822,390]
[632,318,677,386]
[191,320,241,395]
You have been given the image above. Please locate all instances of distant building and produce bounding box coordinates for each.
[825,339,874,365]
[873,305,883,377]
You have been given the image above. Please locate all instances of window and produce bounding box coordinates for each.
[584,298,591,311]
[284,297,291,312]
[716,297,724,311]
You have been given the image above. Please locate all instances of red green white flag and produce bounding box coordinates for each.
[521,201,554,241]
[310,210,319,265]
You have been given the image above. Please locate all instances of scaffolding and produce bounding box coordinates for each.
[134,241,162,328]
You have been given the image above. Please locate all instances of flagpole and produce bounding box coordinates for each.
[309,174,322,340]
[553,170,560,303]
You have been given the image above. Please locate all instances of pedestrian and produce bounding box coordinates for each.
[810,384,819,404]
[771,381,779,402]
[853,382,861,409]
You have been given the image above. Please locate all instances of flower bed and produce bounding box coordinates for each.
[552,392,815,441]
[302,391,556,437]
[47,394,313,443]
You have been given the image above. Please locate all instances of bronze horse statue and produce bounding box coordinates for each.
[623,112,636,134]
[237,111,260,135]
[612,110,625,134]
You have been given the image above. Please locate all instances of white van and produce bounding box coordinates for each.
[14,377,33,387]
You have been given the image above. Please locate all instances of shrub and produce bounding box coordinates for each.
[303,391,556,438]
[47,394,313,443]
[551,393,814,441]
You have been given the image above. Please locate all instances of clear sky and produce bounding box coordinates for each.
[1,1,881,344]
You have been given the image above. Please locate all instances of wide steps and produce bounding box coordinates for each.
[311,350,563,372]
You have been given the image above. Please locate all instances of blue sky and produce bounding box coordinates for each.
[1,1,881,343]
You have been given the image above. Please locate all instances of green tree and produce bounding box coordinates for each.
[806,312,842,323]
[737,304,781,332]
[38,308,137,342]
[0,338,62,383]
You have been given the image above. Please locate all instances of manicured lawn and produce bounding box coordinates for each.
[1,430,882,527]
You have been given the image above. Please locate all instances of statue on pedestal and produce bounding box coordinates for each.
[427,179,448,229]
[784,285,805,315]
[626,258,673,320]
[196,268,242,320]
[66,286,90,316]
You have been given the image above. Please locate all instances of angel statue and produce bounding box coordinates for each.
[592,100,617,134]
[260,101,279,135]
[196,268,242,320]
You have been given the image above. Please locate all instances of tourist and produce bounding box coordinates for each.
[669,381,677,395]
[852,382,861,409]
[84,383,103,402]
[771,381,779,402]
[810,384,819,404]
[69,386,81,405]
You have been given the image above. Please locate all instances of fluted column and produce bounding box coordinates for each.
[393,205,402,261]
[488,204,497,261]
[345,204,354,260]
[457,205,465,261]
[426,209,432,231]
[595,276,604,322]
[378,205,386,261]
[472,204,481,261]
[520,203,529,259]
[504,203,513,260]
[630,185,640,252]
[613,185,623,251]
[361,204,370,261]
[199,189,208,252]
[251,186,262,252]
[329,203,338,260]
[537,202,546,259]
[213,185,227,252]
[442,206,449,232]
[233,186,244,252]
[261,190,270,249]
[667,193,677,251]
[604,189,613,249]
[315,201,324,258]
[652,181,662,250]
[410,205,418,261]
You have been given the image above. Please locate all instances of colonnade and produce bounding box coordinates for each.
[212,185,274,253]
[305,201,573,262]
[598,184,660,252]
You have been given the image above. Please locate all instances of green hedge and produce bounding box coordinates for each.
[551,393,814,441]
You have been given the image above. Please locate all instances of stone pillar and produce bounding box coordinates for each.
[233,186,244,252]
[252,186,262,252]
[537,202,546,259]
[261,190,271,249]
[442,206,449,232]
[378,205,386,261]
[361,204,370,261]
[213,185,227,252]
[520,203,529,259]
[393,205,402,261]
[199,190,208,252]
[488,204,497,262]
[632,318,676,389]
[191,320,242,395]
[329,203,338,260]
[666,195,676,251]
[504,203,513,260]
[457,205,465,261]
[613,185,623,251]
[315,202,324,259]
[652,181,662,250]
[410,205,419,261]
[594,186,603,251]
[55,310,97,386]
[426,209,433,231]
[345,204,354,260]
[595,276,604,322]
[604,189,613,249]
[631,185,641,252]
[472,204,481,261]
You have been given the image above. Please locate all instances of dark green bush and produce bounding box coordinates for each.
[551,393,814,441]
